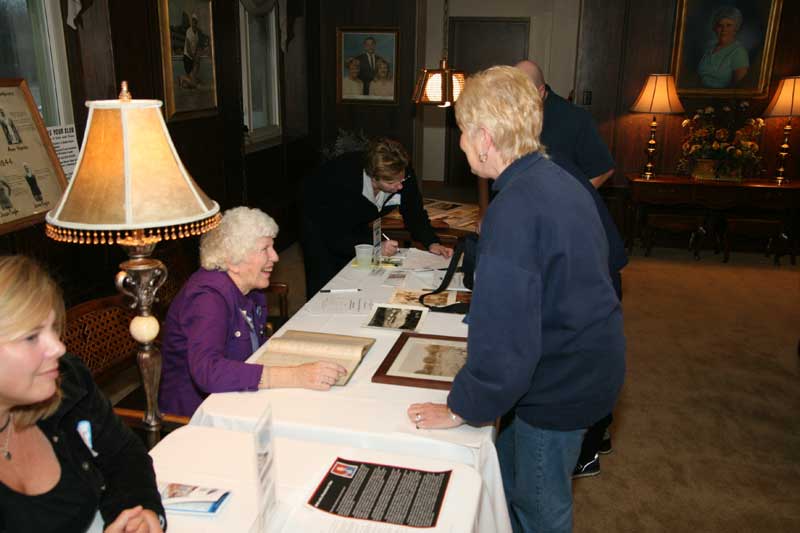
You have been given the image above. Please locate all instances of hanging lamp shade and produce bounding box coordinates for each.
[412,58,466,107]
[46,83,220,245]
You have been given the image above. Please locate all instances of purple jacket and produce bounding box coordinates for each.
[159,269,268,417]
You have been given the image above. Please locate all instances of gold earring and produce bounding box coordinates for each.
[479,153,488,163]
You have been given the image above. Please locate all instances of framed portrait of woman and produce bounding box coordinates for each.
[336,27,399,105]
[670,0,783,98]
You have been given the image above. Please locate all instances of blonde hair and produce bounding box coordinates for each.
[200,207,279,270]
[364,138,409,181]
[455,65,546,163]
[0,255,64,427]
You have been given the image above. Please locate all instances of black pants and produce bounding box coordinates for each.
[577,270,622,465]
[578,413,613,464]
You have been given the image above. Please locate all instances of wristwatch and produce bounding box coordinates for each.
[447,408,462,425]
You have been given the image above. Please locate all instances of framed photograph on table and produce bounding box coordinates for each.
[670,0,783,98]
[372,332,467,391]
[337,27,398,104]
[0,79,68,236]
[158,0,218,120]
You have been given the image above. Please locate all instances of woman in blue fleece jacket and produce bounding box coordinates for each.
[408,66,625,533]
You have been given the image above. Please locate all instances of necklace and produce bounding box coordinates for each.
[0,413,12,460]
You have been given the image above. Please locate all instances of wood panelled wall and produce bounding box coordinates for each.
[307,0,419,150]
[0,0,308,305]
[576,0,800,186]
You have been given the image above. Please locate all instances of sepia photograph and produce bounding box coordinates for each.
[372,333,468,390]
[365,303,427,332]
[0,79,68,236]
[390,288,453,307]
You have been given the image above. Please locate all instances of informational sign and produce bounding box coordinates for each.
[47,124,80,179]
[371,217,382,265]
[308,457,451,528]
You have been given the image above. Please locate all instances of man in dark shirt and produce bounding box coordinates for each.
[515,59,627,479]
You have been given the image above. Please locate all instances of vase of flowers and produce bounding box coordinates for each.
[677,102,764,181]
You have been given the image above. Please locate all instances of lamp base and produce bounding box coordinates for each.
[115,252,168,431]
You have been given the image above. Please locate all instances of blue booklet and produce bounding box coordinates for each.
[158,482,231,515]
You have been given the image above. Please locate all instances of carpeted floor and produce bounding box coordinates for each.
[573,248,800,532]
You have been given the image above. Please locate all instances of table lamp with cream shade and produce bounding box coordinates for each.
[630,74,685,179]
[764,75,799,184]
[45,82,221,431]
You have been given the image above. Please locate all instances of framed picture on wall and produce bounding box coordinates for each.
[0,79,68,236]
[670,0,783,98]
[336,27,399,104]
[158,0,218,120]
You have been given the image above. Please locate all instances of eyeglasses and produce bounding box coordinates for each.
[375,170,411,185]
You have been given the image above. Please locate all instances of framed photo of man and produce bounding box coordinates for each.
[670,0,783,98]
[336,28,399,104]
[0,79,68,236]
[158,0,218,120]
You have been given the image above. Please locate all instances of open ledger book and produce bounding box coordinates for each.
[255,330,375,386]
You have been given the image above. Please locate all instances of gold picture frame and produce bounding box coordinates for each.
[158,0,218,120]
[0,79,68,236]
[670,0,783,98]
[336,27,399,105]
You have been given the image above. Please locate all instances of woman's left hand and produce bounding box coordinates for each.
[407,402,463,430]
[104,506,163,533]
[428,243,454,258]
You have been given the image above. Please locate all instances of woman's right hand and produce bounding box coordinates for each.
[294,361,348,390]
[381,239,399,256]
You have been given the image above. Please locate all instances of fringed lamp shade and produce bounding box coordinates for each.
[46,90,220,245]
[44,83,220,431]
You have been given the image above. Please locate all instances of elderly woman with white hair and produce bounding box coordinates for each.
[407,66,624,533]
[159,207,346,417]
[698,6,749,88]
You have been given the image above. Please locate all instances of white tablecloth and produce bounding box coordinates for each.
[145,425,483,532]
[192,261,511,533]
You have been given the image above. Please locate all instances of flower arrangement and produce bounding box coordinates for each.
[677,102,765,180]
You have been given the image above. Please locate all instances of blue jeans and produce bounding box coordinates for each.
[496,415,586,533]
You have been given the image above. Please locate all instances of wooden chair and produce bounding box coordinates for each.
[264,282,289,337]
[64,294,139,390]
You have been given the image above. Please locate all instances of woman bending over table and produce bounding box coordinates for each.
[0,255,164,533]
[159,207,346,417]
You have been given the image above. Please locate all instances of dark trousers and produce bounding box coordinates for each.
[577,270,622,465]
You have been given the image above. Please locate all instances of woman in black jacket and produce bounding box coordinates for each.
[0,255,165,533]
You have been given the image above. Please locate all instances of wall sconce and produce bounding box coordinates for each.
[45,82,220,431]
[764,75,799,184]
[412,0,465,107]
[630,74,685,179]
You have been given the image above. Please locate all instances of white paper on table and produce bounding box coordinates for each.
[305,294,377,315]
[398,248,451,271]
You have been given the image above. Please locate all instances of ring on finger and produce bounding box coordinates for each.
[415,413,422,422]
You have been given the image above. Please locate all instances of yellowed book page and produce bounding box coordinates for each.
[255,331,375,386]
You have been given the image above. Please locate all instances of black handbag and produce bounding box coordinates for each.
[418,233,478,314]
